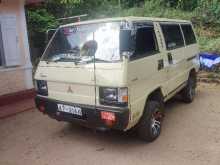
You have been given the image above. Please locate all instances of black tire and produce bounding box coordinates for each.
[181,74,196,103]
[137,101,163,142]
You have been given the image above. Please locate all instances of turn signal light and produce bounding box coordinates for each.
[122,95,128,102]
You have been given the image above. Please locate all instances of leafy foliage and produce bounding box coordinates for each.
[195,0,220,25]
[27,9,58,34]
[163,0,198,10]
[27,9,58,65]
[26,0,220,66]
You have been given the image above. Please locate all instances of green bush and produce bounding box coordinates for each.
[195,0,220,26]
[163,0,198,11]
[26,0,220,67]
[198,36,220,53]
[27,9,58,65]
[120,0,195,20]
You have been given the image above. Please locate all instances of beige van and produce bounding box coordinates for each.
[34,17,200,142]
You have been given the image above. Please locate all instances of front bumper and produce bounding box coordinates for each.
[35,96,129,131]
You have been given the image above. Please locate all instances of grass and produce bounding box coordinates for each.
[198,37,220,53]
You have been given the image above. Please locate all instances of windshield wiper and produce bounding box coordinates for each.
[52,57,76,63]
[49,55,81,63]
[82,58,112,64]
[47,54,113,64]
[94,58,112,63]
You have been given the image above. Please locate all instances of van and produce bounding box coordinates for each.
[34,17,200,142]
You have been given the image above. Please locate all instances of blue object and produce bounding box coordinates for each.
[199,52,220,69]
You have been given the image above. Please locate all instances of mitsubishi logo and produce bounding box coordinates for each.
[67,86,74,93]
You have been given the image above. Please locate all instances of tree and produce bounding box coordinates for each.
[27,8,58,64]
[163,0,198,10]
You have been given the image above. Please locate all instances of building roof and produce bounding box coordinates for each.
[61,16,191,28]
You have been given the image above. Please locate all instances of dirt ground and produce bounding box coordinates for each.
[0,82,220,165]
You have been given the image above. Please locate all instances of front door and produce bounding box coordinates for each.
[126,22,169,126]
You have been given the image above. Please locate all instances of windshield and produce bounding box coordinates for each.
[42,22,122,63]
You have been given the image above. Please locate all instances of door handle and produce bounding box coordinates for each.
[167,52,173,64]
[158,59,164,70]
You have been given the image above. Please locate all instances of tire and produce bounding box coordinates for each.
[137,101,163,142]
[181,74,196,103]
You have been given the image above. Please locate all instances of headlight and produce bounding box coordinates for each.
[35,80,48,96]
[99,87,128,107]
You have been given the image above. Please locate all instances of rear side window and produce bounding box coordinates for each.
[160,24,184,50]
[131,25,158,60]
[181,24,197,45]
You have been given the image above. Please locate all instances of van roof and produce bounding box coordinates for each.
[60,16,191,28]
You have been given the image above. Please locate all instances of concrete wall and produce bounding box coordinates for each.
[0,0,33,96]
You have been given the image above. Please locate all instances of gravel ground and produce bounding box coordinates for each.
[0,83,220,165]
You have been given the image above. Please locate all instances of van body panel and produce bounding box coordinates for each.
[93,62,126,87]
[35,62,95,105]
[184,44,200,71]
[35,61,126,106]
[165,47,187,93]
[158,22,199,95]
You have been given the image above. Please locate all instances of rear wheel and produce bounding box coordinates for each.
[137,101,163,142]
[181,74,196,103]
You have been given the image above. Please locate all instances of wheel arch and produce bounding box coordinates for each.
[147,88,164,102]
[143,87,165,114]
[189,68,197,78]
[135,87,165,133]
[188,68,197,87]
[138,87,164,119]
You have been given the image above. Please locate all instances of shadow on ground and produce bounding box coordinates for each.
[51,95,186,148]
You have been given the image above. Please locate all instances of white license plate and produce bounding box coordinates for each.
[57,104,82,116]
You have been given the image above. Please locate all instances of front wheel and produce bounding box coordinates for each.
[137,101,163,142]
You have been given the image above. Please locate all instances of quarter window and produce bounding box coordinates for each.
[160,24,184,50]
[131,26,158,60]
[181,24,196,45]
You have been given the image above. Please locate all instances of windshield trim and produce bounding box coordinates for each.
[41,28,59,62]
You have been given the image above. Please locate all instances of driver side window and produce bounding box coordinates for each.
[131,24,159,60]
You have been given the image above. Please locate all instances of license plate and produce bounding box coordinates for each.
[57,104,82,116]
